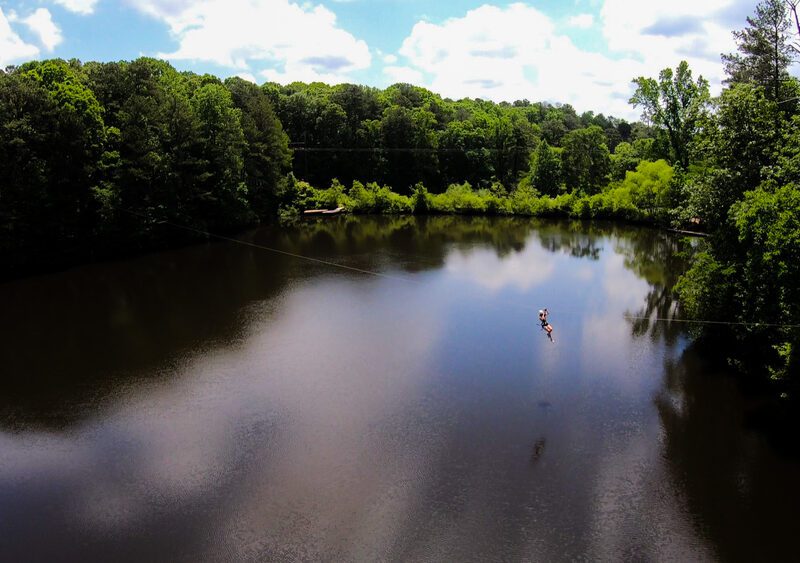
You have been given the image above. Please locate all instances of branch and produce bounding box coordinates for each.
[789,1,800,54]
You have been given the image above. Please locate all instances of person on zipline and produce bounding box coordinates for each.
[539,308,554,342]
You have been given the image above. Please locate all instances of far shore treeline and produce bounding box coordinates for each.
[1,1,800,398]
[0,56,682,271]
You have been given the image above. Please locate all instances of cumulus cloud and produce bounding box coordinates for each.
[53,0,100,15]
[384,65,424,85]
[568,13,594,29]
[129,0,371,84]
[600,0,738,92]
[0,8,40,66]
[22,8,62,51]
[398,3,642,118]
[395,1,742,119]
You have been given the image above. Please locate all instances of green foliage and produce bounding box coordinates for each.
[610,142,641,181]
[732,185,800,321]
[346,180,412,213]
[621,160,674,215]
[529,140,563,196]
[411,182,432,214]
[722,0,793,102]
[678,185,800,385]
[0,58,295,274]
[226,77,292,216]
[430,183,491,214]
[675,250,736,327]
[561,126,611,194]
[630,61,710,169]
[266,80,629,194]
[0,59,106,264]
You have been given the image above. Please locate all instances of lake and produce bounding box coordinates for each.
[1,216,798,561]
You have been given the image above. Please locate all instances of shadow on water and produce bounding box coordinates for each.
[656,345,800,562]
[0,240,289,430]
[621,232,800,561]
[0,215,628,430]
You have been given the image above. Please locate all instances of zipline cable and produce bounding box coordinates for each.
[119,208,422,286]
[622,314,800,329]
[119,208,800,330]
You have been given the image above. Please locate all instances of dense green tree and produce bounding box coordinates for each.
[0,70,60,257]
[561,125,610,194]
[4,60,105,254]
[1,56,655,277]
[622,160,674,214]
[379,105,439,193]
[688,84,781,230]
[528,140,563,196]
[630,61,710,169]
[610,142,641,181]
[112,58,182,238]
[439,118,495,189]
[190,82,248,228]
[225,77,292,217]
[678,185,800,383]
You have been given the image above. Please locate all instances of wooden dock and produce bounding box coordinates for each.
[303,207,345,216]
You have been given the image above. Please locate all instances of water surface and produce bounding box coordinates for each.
[1,216,797,561]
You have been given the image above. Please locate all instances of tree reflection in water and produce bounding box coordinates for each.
[617,229,693,345]
[656,346,800,561]
[614,227,800,560]
[2,216,799,561]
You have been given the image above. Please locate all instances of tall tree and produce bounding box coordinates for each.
[14,60,105,248]
[226,77,292,217]
[190,82,248,228]
[723,0,792,102]
[630,61,710,169]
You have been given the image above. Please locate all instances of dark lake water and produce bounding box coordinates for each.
[1,216,798,561]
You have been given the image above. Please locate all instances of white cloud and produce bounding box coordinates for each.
[568,13,594,28]
[0,8,40,66]
[600,0,738,95]
[394,1,743,119]
[383,53,397,64]
[236,72,258,83]
[22,8,62,52]
[130,0,371,84]
[398,3,641,118]
[383,65,423,85]
[53,0,100,15]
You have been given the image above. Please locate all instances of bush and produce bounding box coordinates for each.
[621,159,674,215]
[411,182,433,214]
[348,180,411,213]
[431,183,488,214]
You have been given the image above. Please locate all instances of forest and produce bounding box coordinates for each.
[1,0,799,397]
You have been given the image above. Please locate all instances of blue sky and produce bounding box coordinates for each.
[1,0,757,118]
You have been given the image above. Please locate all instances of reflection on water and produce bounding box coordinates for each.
[0,216,797,561]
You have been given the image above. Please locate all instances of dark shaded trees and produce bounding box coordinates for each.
[0,60,105,263]
[0,58,294,276]
[226,77,292,217]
